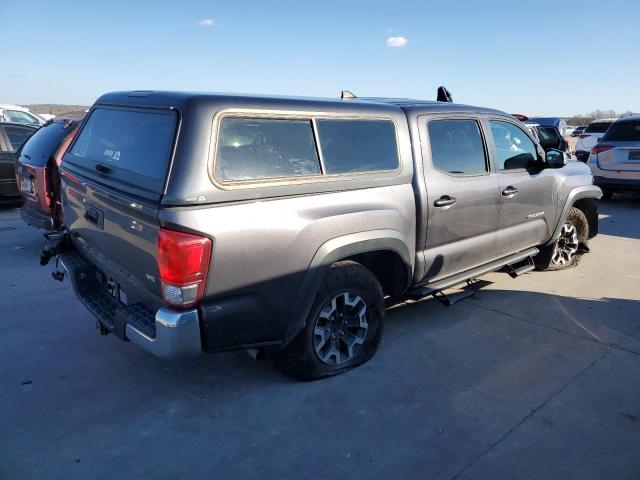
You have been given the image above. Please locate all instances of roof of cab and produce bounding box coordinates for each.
[94,90,508,117]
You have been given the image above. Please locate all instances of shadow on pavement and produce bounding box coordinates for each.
[597,194,640,241]
[1,286,639,479]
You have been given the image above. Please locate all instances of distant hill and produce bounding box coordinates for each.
[26,104,89,116]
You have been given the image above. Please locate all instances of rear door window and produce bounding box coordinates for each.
[66,108,177,194]
[602,120,640,141]
[427,119,487,175]
[215,118,321,182]
[316,119,399,174]
[19,121,69,166]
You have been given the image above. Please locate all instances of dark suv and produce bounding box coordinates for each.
[53,91,600,379]
[16,116,84,230]
[0,122,38,197]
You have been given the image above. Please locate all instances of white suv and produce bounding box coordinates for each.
[0,105,48,126]
[574,118,616,162]
[587,115,640,200]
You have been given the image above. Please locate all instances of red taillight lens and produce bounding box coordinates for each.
[591,144,614,154]
[578,134,589,139]
[157,228,212,308]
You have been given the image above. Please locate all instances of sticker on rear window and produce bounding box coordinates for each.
[103,149,121,161]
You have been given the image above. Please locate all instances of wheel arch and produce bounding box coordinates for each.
[546,185,602,246]
[283,230,413,346]
[573,197,599,239]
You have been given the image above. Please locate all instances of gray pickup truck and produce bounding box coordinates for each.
[54,90,600,379]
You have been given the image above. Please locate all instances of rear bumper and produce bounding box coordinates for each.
[60,247,202,358]
[593,176,640,191]
[21,206,53,230]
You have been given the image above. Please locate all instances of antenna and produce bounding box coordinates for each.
[340,90,357,100]
[437,86,453,103]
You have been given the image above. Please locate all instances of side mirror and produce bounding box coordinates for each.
[545,148,568,168]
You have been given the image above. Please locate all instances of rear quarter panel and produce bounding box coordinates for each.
[160,184,416,350]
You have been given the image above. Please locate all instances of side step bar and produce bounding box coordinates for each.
[408,247,539,303]
[503,256,535,278]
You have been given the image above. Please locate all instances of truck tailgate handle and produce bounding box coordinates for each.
[434,195,457,208]
[502,186,519,198]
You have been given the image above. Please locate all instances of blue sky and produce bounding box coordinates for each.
[1,0,638,116]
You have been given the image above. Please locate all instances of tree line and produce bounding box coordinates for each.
[566,110,635,126]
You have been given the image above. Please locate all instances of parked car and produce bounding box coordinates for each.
[516,116,567,152]
[0,122,38,197]
[529,117,569,136]
[0,104,47,126]
[572,126,586,137]
[528,117,569,152]
[587,115,640,200]
[16,115,84,229]
[51,90,600,379]
[574,118,616,161]
[522,121,567,152]
[536,125,568,152]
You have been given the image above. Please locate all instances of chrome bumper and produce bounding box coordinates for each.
[59,248,202,359]
[125,308,202,358]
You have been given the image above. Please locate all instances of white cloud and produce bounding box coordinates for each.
[198,18,214,27]
[385,36,408,47]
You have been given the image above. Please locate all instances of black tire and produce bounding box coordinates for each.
[600,187,614,201]
[538,207,589,271]
[273,260,385,381]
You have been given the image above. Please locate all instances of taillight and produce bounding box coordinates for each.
[578,134,589,139]
[157,228,212,308]
[591,144,614,154]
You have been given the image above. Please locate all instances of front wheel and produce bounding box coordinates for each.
[273,261,385,380]
[547,207,589,270]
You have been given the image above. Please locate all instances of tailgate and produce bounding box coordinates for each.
[597,144,640,172]
[62,175,164,308]
[60,106,178,309]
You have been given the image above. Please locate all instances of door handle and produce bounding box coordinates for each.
[434,195,457,208]
[502,186,519,198]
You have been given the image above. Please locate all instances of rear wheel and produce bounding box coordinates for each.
[274,261,384,380]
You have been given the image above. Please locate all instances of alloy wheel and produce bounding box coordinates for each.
[313,291,368,365]
[552,223,579,266]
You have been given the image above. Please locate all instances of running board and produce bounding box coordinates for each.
[409,247,539,299]
[503,256,535,278]
[431,279,480,306]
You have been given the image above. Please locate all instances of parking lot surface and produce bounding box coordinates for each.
[1,197,639,480]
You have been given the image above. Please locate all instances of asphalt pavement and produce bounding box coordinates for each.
[1,196,639,480]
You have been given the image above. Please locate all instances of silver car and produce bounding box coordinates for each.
[588,115,640,199]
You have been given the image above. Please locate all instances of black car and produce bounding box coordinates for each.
[572,126,586,137]
[0,122,38,197]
